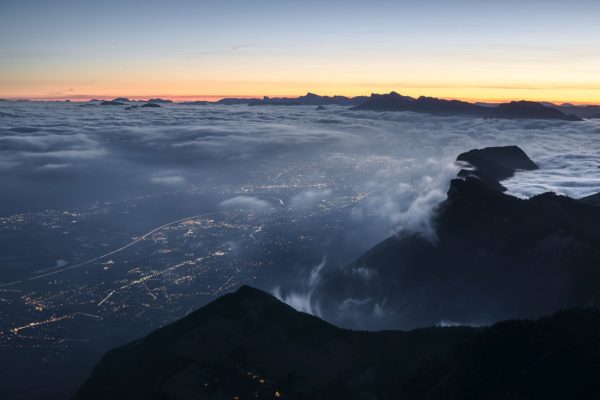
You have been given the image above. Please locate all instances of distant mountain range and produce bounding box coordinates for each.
[76,285,600,400]
[201,92,596,120]
[92,98,172,104]
[352,92,581,120]
[202,93,368,107]
[248,93,369,107]
[314,145,600,329]
[185,92,595,121]
[5,93,598,120]
[553,104,600,119]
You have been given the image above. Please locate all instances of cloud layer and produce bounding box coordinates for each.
[219,195,272,212]
[2,101,600,333]
[1,102,599,227]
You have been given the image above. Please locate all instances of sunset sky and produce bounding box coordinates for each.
[2,0,600,103]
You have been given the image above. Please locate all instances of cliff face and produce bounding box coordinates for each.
[314,146,600,329]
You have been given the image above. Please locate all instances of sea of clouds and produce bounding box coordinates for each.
[2,102,599,218]
[2,101,600,329]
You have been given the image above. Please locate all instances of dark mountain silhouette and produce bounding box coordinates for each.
[215,97,260,105]
[140,103,161,108]
[146,98,173,104]
[247,96,301,106]
[455,145,538,191]
[179,100,210,105]
[251,93,368,106]
[353,92,581,120]
[351,91,415,110]
[80,93,598,117]
[554,104,600,119]
[406,308,600,400]
[75,286,600,400]
[314,146,600,329]
[213,93,368,106]
[100,100,124,106]
[582,192,600,205]
[494,100,581,120]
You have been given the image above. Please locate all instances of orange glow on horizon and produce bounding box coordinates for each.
[5,91,599,106]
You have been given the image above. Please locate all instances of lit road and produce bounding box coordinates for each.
[0,211,226,288]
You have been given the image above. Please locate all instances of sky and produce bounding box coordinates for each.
[1,0,600,103]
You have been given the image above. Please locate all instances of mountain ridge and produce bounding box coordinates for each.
[76,285,600,399]
[313,145,600,329]
[187,91,583,120]
[352,92,581,120]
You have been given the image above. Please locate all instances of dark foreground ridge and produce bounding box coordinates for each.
[314,145,600,329]
[76,285,600,400]
[352,92,581,120]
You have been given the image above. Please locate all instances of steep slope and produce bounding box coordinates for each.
[582,192,600,205]
[75,286,476,400]
[404,308,600,400]
[315,146,600,329]
[76,286,600,400]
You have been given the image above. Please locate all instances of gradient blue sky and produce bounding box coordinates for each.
[1,0,600,102]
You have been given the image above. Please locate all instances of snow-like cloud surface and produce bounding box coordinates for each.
[1,101,599,224]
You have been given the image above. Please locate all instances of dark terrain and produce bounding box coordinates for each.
[24,93,596,121]
[76,285,600,400]
[208,91,585,120]
[352,92,581,120]
[74,145,600,399]
[315,145,600,329]
[554,103,600,119]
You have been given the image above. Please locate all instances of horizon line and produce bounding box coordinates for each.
[2,92,599,106]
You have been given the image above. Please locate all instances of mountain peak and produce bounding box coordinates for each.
[455,145,538,191]
[353,93,581,120]
[77,287,600,400]
[230,284,276,300]
[494,100,581,121]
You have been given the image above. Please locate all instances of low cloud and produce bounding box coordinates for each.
[272,256,326,316]
[150,175,186,185]
[2,103,599,217]
[504,151,600,199]
[219,195,272,212]
[37,163,72,170]
[290,189,332,208]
